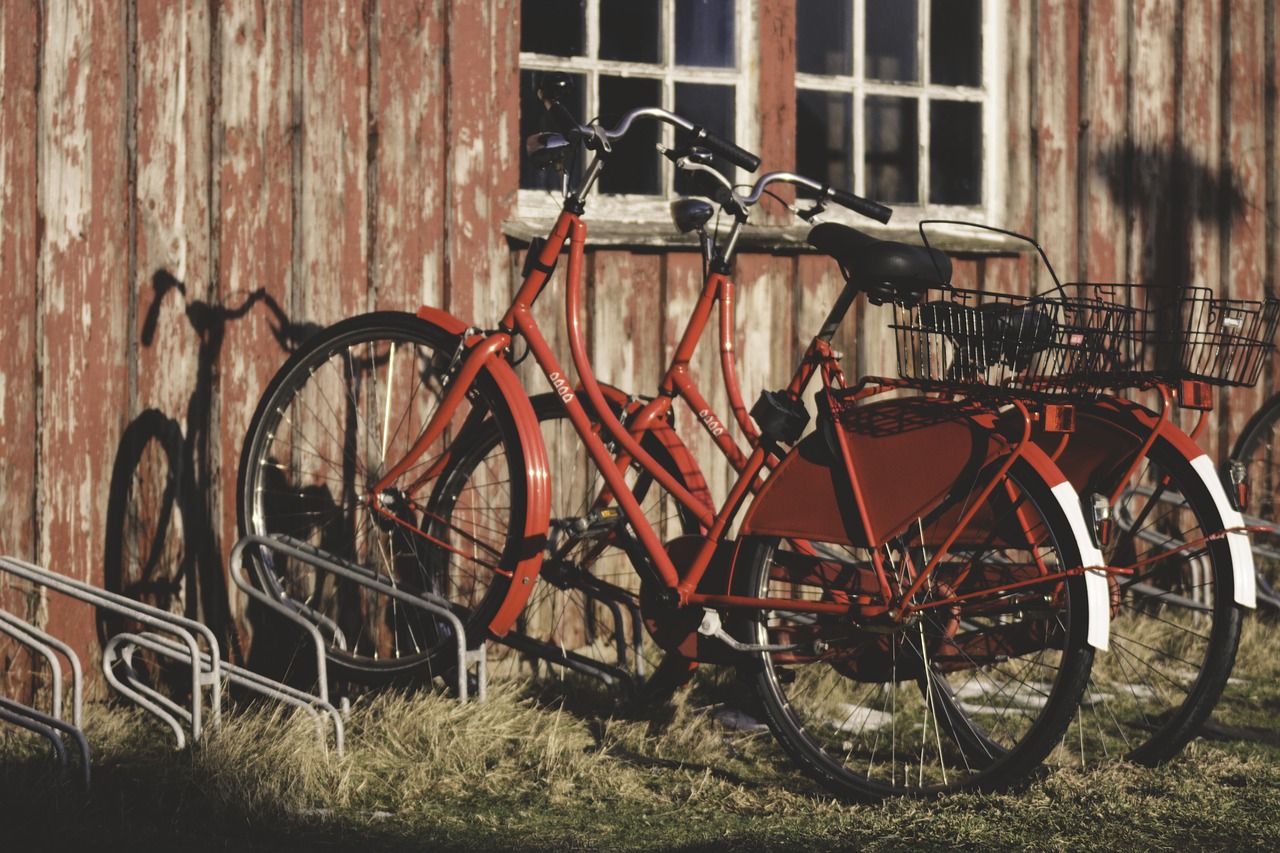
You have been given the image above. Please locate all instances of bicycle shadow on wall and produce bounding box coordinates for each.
[100,270,320,671]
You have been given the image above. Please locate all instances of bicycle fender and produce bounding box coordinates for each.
[415,304,554,636]
[1043,476,1111,652]
[1052,399,1255,610]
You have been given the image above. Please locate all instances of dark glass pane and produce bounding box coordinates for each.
[796,89,853,190]
[520,0,585,57]
[930,100,982,204]
[519,69,586,191]
[598,76,663,195]
[600,1,660,63]
[797,0,852,75]
[674,83,736,193]
[865,0,917,82]
[675,0,735,68]
[865,95,918,203]
[930,0,982,86]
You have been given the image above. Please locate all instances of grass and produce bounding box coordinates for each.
[5,620,1280,852]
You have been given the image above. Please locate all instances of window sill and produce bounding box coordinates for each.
[502,219,1032,255]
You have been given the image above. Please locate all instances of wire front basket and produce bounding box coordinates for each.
[1065,283,1280,388]
[891,288,1135,401]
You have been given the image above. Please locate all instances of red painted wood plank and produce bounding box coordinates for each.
[1032,0,1081,282]
[757,0,795,220]
[37,0,131,659]
[1127,2,1178,288]
[443,0,519,326]
[589,251,665,397]
[215,0,297,654]
[1179,1,1222,297]
[373,0,446,311]
[1081,0,1128,283]
[1220,0,1270,456]
[1001,0,1035,238]
[127,1,215,630]
[299,0,369,326]
[0,0,40,652]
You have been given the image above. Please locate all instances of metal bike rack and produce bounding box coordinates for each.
[230,534,487,702]
[104,631,344,756]
[0,697,91,794]
[0,605,91,793]
[0,609,83,727]
[0,555,223,741]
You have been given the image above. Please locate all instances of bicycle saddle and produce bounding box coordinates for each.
[807,222,952,306]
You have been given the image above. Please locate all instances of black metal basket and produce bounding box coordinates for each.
[1063,283,1280,388]
[891,287,1136,401]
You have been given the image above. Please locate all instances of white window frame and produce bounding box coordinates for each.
[794,0,1006,227]
[518,0,759,224]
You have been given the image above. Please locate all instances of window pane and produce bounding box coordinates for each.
[796,0,852,75]
[598,76,663,195]
[865,0,917,82]
[601,1,660,63]
[930,0,982,86]
[519,69,586,190]
[930,100,982,204]
[796,89,853,190]
[674,82,736,192]
[520,0,585,57]
[675,0,735,68]
[865,95,918,203]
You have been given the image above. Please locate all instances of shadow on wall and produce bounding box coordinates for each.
[1091,140,1245,291]
[99,270,320,666]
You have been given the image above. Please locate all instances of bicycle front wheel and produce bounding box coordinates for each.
[736,454,1095,800]
[237,311,533,684]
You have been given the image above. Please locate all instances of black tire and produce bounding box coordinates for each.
[236,311,531,684]
[1063,428,1243,766]
[1231,392,1280,604]
[483,393,702,703]
[735,455,1095,800]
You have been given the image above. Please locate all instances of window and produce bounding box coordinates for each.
[518,0,754,219]
[796,0,998,219]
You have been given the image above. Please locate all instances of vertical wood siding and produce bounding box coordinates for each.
[1,1,1279,668]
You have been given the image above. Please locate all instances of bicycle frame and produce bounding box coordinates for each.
[367,203,1110,648]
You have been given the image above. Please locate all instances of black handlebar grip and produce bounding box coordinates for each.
[686,125,761,173]
[828,187,893,224]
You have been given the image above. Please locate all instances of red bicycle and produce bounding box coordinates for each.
[238,82,1112,798]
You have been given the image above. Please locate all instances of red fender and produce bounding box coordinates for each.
[416,305,552,637]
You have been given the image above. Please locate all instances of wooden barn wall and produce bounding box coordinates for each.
[0,1,1278,686]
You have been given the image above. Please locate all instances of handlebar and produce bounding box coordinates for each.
[537,73,760,173]
[673,160,893,226]
[533,72,886,225]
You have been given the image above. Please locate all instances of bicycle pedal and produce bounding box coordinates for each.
[571,507,624,534]
[697,609,799,654]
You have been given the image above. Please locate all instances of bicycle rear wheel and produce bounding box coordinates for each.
[1054,415,1242,766]
[1231,392,1280,604]
[237,311,534,684]
[735,453,1095,800]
